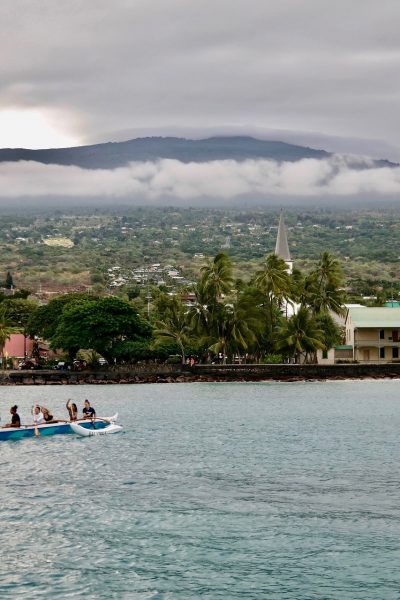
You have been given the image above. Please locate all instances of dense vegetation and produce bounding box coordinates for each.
[0,206,399,302]
[0,250,345,365]
[0,204,399,364]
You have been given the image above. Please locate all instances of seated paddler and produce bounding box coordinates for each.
[40,406,55,422]
[3,405,21,428]
[82,399,96,419]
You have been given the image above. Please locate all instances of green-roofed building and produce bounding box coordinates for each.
[345,307,400,362]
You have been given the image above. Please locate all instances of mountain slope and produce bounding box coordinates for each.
[0,136,331,169]
[0,136,395,171]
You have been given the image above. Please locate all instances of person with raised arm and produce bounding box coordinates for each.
[32,405,44,424]
[66,399,78,421]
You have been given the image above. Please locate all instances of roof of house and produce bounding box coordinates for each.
[335,345,353,350]
[347,307,400,327]
[384,301,400,308]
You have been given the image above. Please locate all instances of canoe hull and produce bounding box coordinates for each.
[0,419,110,441]
[70,422,122,437]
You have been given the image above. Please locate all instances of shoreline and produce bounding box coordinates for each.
[2,363,400,384]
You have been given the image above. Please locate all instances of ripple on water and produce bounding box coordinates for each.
[1,381,400,599]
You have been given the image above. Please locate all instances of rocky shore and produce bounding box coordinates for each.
[1,362,400,385]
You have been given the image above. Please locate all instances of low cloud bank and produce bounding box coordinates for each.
[0,155,399,199]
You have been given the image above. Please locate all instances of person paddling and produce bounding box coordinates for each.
[82,399,96,420]
[3,405,21,428]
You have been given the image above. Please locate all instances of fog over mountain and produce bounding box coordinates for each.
[0,136,399,207]
[0,136,395,170]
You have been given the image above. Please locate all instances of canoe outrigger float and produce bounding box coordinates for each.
[70,421,122,437]
[0,413,120,441]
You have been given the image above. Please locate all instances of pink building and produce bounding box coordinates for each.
[3,334,33,359]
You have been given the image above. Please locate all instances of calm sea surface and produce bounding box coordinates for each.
[1,381,400,599]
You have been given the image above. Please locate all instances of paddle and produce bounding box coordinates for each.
[95,412,118,424]
[32,406,40,437]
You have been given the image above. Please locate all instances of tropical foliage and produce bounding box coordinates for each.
[19,250,345,365]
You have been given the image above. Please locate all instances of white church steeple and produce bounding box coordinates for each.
[275,210,293,273]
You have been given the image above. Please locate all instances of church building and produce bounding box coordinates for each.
[274,210,293,274]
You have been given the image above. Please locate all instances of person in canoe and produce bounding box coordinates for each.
[3,405,21,428]
[82,399,96,419]
[32,405,45,424]
[66,399,78,421]
[40,406,54,422]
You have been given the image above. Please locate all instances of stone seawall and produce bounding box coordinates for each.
[1,362,400,384]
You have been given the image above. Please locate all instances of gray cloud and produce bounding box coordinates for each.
[1,1,400,158]
[1,156,399,200]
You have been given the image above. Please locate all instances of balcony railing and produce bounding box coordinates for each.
[354,339,400,347]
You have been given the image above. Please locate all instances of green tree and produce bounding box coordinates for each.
[254,253,292,336]
[51,296,151,361]
[27,293,95,340]
[207,286,265,362]
[315,311,343,350]
[5,271,13,290]
[153,295,191,364]
[276,306,325,364]
[2,298,38,329]
[302,252,346,316]
[0,306,15,360]
[200,252,233,301]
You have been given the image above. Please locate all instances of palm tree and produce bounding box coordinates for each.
[226,287,266,361]
[186,253,235,362]
[302,272,346,316]
[300,252,346,317]
[153,296,191,364]
[315,251,343,289]
[315,311,343,349]
[187,279,213,336]
[289,267,305,304]
[207,287,265,362]
[275,306,325,364]
[200,252,233,303]
[254,254,291,300]
[254,253,292,335]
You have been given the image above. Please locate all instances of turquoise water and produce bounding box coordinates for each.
[1,381,400,599]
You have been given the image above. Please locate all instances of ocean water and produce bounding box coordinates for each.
[1,381,400,599]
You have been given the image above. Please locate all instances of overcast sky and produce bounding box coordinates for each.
[1,0,400,159]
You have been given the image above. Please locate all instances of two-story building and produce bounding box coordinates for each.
[345,307,400,362]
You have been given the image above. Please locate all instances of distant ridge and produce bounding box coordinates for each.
[0,136,395,170]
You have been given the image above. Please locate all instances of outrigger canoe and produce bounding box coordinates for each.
[0,413,119,441]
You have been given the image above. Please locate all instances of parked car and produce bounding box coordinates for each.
[54,361,72,370]
[73,359,87,371]
[18,360,38,370]
[98,358,108,366]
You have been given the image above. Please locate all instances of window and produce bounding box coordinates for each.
[322,350,328,359]
[393,347,399,359]
[393,331,399,342]
[380,347,385,359]
[380,329,385,340]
